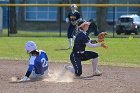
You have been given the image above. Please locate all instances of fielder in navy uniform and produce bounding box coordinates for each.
[65,20,107,77]
[20,41,49,81]
[66,4,82,49]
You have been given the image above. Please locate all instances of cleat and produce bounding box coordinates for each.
[67,46,72,49]
[64,64,69,70]
[64,64,75,74]
[93,70,102,76]
[74,75,82,79]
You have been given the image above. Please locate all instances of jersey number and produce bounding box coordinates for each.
[41,58,48,67]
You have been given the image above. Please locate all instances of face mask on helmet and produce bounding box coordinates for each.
[25,41,37,53]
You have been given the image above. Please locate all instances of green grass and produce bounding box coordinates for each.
[0,29,67,37]
[0,37,140,67]
[1,29,140,38]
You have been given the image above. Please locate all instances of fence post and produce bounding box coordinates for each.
[58,6,62,37]
[0,7,3,34]
[113,7,115,38]
[7,6,10,37]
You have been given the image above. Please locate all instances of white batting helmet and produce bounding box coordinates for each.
[25,41,37,53]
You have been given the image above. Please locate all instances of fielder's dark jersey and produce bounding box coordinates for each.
[73,31,90,52]
[68,11,81,25]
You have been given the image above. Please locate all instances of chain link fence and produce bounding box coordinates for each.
[0,4,140,38]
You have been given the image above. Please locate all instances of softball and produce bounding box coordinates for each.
[128,36,133,41]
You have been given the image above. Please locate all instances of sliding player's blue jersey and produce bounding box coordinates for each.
[28,50,48,75]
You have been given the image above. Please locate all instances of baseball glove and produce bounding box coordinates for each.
[98,32,107,43]
[100,42,108,49]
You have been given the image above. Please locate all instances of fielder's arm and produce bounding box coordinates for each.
[86,41,108,48]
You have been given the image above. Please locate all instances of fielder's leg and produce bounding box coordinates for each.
[68,38,73,49]
[81,51,102,76]
[67,25,76,49]
[67,25,73,49]
[92,57,102,76]
[70,52,82,76]
[64,64,75,74]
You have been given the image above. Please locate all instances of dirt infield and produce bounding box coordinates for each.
[0,60,140,93]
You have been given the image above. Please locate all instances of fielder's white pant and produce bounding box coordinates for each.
[68,38,73,48]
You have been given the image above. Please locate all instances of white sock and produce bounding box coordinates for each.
[67,66,75,74]
[68,38,72,47]
[92,57,99,72]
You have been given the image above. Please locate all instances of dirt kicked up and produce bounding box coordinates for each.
[0,60,140,93]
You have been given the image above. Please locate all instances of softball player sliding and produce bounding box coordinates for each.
[65,20,107,77]
[20,41,49,82]
[66,4,82,49]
